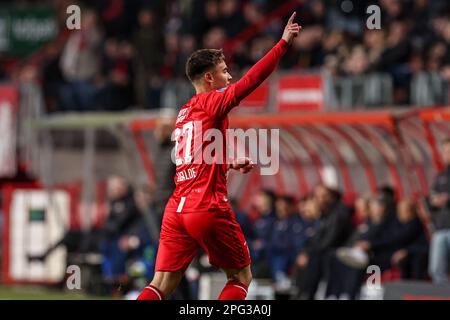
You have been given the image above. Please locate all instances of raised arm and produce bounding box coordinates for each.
[234,12,301,101]
[202,12,301,118]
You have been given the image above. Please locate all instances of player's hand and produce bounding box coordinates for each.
[231,157,256,174]
[281,12,301,45]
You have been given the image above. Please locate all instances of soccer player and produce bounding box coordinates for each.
[137,12,301,300]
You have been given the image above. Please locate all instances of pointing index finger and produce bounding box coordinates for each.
[288,11,296,25]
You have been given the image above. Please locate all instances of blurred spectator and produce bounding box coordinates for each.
[96,38,135,111]
[380,0,406,25]
[321,30,349,76]
[249,188,276,223]
[353,192,372,226]
[293,196,321,256]
[97,0,133,39]
[151,108,177,228]
[217,0,247,37]
[289,196,321,292]
[96,37,119,108]
[288,24,325,69]
[377,185,397,214]
[203,27,227,50]
[230,198,255,253]
[302,0,326,26]
[251,189,277,277]
[295,184,353,300]
[343,45,370,75]
[202,0,221,33]
[428,138,450,284]
[391,199,429,280]
[267,195,298,283]
[351,193,397,271]
[132,8,164,109]
[160,33,181,79]
[242,1,264,27]
[325,191,397,299]
[100,175,141,285]
[41,43,65,112]
[364,29,386,69]
[325,193,375,299]
[374,19,412,103]
[116,184,158,296]
[59,8,102,111]
[175,34,198,78]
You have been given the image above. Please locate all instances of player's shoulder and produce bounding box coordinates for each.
[175,94,209,122]
[202,86,236,106]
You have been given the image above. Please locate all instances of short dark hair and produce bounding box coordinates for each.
[185,49,225,82]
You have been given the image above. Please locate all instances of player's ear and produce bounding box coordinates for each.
[204,72,214,84]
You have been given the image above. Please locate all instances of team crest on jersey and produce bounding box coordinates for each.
[216,86,228,92]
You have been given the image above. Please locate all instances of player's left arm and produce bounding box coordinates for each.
[205,12,301,119]
[233,12,301,102]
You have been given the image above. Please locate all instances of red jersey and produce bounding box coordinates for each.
[165,39,288,213]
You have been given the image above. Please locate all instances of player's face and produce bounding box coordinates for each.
[211,60,232,89]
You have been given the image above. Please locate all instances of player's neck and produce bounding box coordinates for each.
[194,83,213,95]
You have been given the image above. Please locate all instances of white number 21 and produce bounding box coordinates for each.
[173,121,194,166]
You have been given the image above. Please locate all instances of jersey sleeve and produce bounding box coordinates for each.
[233,39,288,102]
[202,39,289,119]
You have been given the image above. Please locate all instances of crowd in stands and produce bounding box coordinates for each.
[19,137,450,300]
[81,178,433,299]
[3,0,450,112]
[241,185,430,299]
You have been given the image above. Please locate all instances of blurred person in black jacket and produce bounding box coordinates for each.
[267,195,298,283]
[325,193,374,299]
[295,184,353,300]
[230,199,255,254]
[391,199,429,280]
[251,189,277,278]
[118,185,161,297]
[132,7,164,109]
[292,196,321,262]
[428,138,450,284]
[100,175,141,284]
